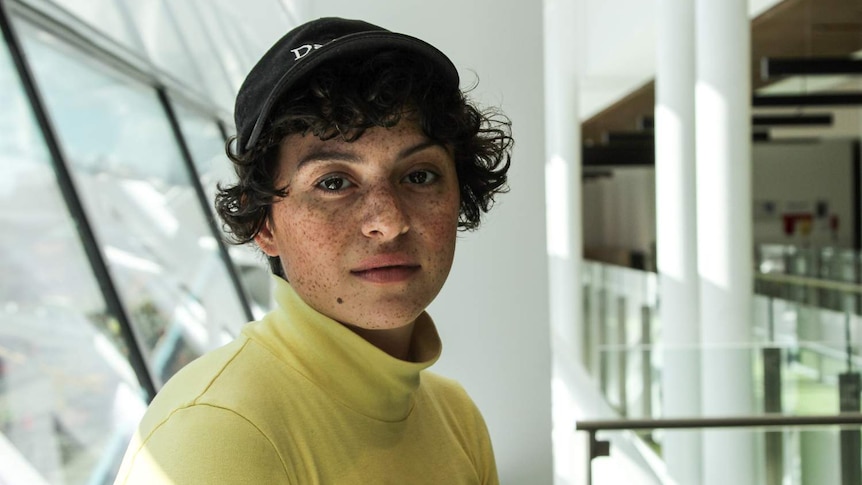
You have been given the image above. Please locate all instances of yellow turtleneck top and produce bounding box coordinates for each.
[114,277,498,484]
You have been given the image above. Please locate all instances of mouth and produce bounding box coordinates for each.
[351,264,421,284]
[351,253,421,283]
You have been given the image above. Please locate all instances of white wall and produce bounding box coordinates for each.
[304,2,553,483]
[583,168,656,254]
[579,0,656,119]
[582,139,858,256]
[752,139,856,249]
[576,0,785,120]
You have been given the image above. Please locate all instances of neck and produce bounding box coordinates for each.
[344,321,417,361]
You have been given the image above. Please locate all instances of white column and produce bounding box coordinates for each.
[544,1,585,484]
[695,1,756,484]
[655,0,702,483]
[544,0,583,361]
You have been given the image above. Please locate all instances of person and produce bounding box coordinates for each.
[114,16,512,484]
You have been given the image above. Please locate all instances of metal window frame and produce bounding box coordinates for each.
[8,0,231,119]
[1,0,259,396]
[0,0,157,399]
[157,87,254,323]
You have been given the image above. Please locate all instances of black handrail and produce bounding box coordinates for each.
[577,413,862,485]
[577,412,862,432]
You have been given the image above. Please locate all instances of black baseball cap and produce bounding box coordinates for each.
[234,17,460,154]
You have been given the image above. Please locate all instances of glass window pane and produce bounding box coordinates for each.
[163,0,236,111]
[172,102,272,316]
[214,0,298,64]
[16,20,249,387]
[0,27,147,485]
[49,0,141,53]
[170,105,230,203]
[123,0,204,90]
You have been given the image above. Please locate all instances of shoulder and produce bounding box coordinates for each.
[421,371,473,402]
[116,334,295,484]
[136,333,289,446]
[115,404,291,485]
[417,372,500,483]
[138,337,250,428]
[419,371,486,428]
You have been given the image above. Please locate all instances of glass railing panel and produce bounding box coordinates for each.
[584,253,862,483]
[585,268,862,426]
[592,342,861,423]
[583,261,658,419]
[591,343,661,421]
[585,259,862,420]
[755,292,861,386]
[592,346,753,423]
[757,244,789,274]
[584,304,858,427]
[586,425,861,485]
[756,243,862,314]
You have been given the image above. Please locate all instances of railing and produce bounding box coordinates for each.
[581,255,862,484]
[576,413,862,485]
[582,262,657,418]
[756,244,861,315]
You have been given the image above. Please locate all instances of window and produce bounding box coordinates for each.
[0,28,147,485]
[17,19,249,388]
[50,0,142,53]
[172,101,272,315]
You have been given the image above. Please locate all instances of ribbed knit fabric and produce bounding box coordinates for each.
[114,276,498,484]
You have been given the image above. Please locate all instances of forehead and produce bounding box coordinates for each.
[277,119,433,167]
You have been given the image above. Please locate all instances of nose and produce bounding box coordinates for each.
[360,184,410,240]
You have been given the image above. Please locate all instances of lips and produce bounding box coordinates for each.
[351,254,420,283]
[352,265,420,283]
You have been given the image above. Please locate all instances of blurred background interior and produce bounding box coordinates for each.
[2,0,862,484]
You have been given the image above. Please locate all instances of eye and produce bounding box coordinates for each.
[316,175,353,192]
[405,170,438,185]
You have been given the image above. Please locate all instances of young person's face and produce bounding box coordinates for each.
[255,118,461,330]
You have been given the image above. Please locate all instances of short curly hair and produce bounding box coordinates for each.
[215,50,512,275]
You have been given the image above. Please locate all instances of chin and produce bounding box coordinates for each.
[347,300,430,330]
[354,309,424,330]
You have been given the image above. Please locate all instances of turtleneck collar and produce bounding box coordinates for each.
[241,276,442,422]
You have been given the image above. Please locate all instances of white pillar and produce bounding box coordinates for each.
[544,1,585,484]
[544,0,583,361]
[695,0,756,484]
[655,0,702,483]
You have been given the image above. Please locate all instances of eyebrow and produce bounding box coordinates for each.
[399,139,445,159]
[295,139,445,169]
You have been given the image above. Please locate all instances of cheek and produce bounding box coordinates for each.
[421,196,461,250]
[278,204,351,276]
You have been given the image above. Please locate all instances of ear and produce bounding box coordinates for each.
[254,217,280,257]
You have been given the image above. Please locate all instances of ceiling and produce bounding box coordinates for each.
[582,0,862,146]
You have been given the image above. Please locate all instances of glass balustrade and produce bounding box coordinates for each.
[582,261,659,419]
[581,257,862,484]
[587,424,859,485]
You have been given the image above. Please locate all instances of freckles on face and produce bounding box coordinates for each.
[261,120,461,330]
